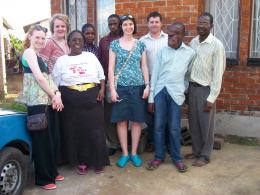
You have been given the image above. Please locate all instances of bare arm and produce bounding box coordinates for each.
[140,49,150,99]
[24,48,63,110]
[108,48,119,102]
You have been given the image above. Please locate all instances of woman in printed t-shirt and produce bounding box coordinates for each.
[39,14,70,74]
[52,30,110,175]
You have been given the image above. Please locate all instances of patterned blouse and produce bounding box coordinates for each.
[21,55,56,106]
[110,39,146,86]
[82,44,99,58]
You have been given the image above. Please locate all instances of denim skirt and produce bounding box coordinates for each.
[110,85,147,123]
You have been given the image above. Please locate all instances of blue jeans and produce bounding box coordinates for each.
[154,87,183,162]
[147,112,170,146]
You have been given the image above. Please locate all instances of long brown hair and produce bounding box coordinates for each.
[23,25,47,49]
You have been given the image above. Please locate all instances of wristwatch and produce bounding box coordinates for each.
[54,90,60,95]
[145,83,150,86]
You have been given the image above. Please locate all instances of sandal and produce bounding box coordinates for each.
[184,153,198,159]
[175,162,188,172]
[192,159,207,167]
[131,154,143,167]
[146,160,162,171]
[116,155,130,168]
[94,168,104,174]
[76,165,88,175]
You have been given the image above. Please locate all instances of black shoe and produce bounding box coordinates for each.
[108,148,116,156]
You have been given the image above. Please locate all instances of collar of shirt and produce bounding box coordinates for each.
[168,42,187,51]
[143,30,167,40]
[83,44,98,50]
[105,33,113,42]
[195,33,213,44]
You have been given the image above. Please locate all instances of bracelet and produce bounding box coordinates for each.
[145,83,150,86]
[54,90,60,95]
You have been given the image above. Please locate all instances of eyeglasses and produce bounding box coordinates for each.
[121,14,134,20]
[35,25,48,33]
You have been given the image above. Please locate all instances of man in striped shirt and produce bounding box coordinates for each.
[185,12,226,166]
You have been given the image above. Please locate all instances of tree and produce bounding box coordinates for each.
[9,34,23,53]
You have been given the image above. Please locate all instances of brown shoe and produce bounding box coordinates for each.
[146,143,155,152]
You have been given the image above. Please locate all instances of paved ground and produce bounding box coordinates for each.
[24,144,260,195]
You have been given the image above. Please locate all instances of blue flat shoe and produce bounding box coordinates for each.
[131,154,143,167]
[116,155,130,168]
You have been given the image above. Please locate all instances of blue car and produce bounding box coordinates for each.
[0,109,32,195]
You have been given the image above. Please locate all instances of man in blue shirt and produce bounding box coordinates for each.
[147,22,196,172]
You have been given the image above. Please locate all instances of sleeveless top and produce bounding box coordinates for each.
[21,55,56,106]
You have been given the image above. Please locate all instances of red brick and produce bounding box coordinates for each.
[221,82,232,88]
[240,78,255,83]
[218,93,231,99]
[175,6,190,11]
[224,77,239,82]
[145,7,160,13]
[233,83,248,88]
[130,8,143,14]
[153,1,166,6]
[217,104,231,110]
[240,100,255,106]
[160,6,174,12]
[167,0,182,5]
[116,0,129,2]
[182,12,198,18]
[240,89,256,94]
[250,72,260,77]
[233,72,248,77]
[167,12,182,18]
[123,3,136,9]
[138,2,152,7]
[231,94,247,99]
[185,24,197,30]
[248,106,260,111]
[225,99,240,105]
[225,88,240,93]
[223,71,233,77]
[183,0,198,5]
[116,3,122,9]
[116,9,128,14]
[232,105,247,111]
[248,95,260,100]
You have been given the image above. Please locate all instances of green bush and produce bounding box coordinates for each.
[0,99,27,112]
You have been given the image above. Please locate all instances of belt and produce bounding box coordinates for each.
[67,83,98,91]
[190,82,204,87]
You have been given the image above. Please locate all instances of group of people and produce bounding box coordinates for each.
[21,11,225,190]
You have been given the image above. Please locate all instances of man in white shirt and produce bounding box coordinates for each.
[185,12,226,166]
[140,12,168,152]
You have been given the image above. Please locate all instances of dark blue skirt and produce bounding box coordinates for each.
[110,85,148,123]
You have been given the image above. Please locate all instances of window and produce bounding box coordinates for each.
[96,0,115,41]
[250,0,260,58]
[65,0,87,31]
[206,0,240,58]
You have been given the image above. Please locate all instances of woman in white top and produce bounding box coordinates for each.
[52,30,110,175]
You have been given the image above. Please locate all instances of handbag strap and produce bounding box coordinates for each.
[114,40,138,84]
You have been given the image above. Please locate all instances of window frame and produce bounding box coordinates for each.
[247,0,260,66]
[205,0,242,66]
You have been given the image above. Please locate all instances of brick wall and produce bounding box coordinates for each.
[50,0,259,117]
[0,33,3,98]
[217,0,260,116]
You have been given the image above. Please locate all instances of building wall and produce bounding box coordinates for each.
[50,0,260,136]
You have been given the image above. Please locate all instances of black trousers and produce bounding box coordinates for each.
[27,105,60,186]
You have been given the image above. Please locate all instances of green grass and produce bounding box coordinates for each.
[0,99,27,112]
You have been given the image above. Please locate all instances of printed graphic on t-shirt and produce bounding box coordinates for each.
[67,62,93,79]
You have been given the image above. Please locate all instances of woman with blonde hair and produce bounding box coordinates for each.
[22,25,64,190]
[39,14,70,73]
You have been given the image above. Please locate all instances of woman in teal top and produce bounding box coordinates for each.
[108,14,150,168]
[21,25,64,190]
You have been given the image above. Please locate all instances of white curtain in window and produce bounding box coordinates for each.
[68,0,87,31]
[250,0,260,58]
[97,0,115,42]
[207,0,239,58]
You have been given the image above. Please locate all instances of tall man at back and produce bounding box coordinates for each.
[140,12,168,152]
[185,12,226,166]
[98,14,121,155]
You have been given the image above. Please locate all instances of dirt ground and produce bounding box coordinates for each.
[24,144,260,195]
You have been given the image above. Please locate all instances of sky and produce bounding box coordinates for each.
[2,0,51,40]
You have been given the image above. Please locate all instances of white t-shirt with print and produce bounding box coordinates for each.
[52,52,105,86]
